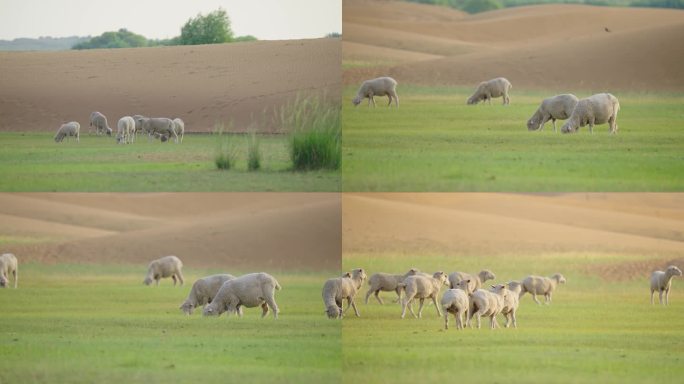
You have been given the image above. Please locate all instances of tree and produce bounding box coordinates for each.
[72,29,148,49]
[462,0,502,13]
[180,8,234,45]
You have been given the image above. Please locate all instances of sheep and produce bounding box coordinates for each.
[527,94,579,132]
[89,111,112,136]
[143,255,184,286]
[441,284,469,330]
[398,271,449,319]
[500,282,521,328]
[202,272,282,319]
[0,253,18,289]
[650,265,682,305]
[116,116,135,144]
[448,270,496,294]
[467,77,512,105]
[172,118,185,144]
[132,114,146,136]
[352,77,399,108]
[467,285,508,329]
[561,93,620,134]
[179,274,237,315]
[54,122,80,143]
[519,273,566,305]
[322,268,367,319]
[365,268,420,305]
[136,117,178,143]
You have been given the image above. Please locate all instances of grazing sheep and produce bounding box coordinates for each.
[467,77,512,105]
[448,270,496,294]
[650,265,682,305]
[365,268,420,305]
[203,272,282,319]
[143,255,184,286]
[132,114,146,136]
[520,273,566,305]
[468,285,507,329]
[89,111,112,136]
[561,93,619,134]
[322,268,367,319]
[441,285,469,330]
[179,274,237,315]
[172,118,185,144]
[116,116,135,144]
[352,77,399,108]
[136,117,178,143]
[500,282,521,328]
[54,122,80,143]
[0,253,18,289]
[398,271,449,319]
[527,94,579,132]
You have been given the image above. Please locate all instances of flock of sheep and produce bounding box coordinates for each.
[352,76,621,134]
[53,111,185,144]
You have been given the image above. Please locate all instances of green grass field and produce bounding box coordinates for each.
[0,133,339,191]
[342,86,684,191]
[0,264,340,383]
[342,252,684,383]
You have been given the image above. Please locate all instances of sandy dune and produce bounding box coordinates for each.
[1,193,340,271]
[342,193,684,257]
[0,38,340,132]
[343,1,684,91]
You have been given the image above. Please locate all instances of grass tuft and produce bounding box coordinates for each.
[247,130,261,171]
[213,122,237,170]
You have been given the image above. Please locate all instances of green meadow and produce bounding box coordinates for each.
[0,264,340,383]
[0,133,339,191]
[342,86,684,191]
[342,252,684,384]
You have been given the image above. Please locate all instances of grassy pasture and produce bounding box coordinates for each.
[342,252,684,384]
[342,86,684,191]
[0,264,340,383]
[0,133,339,191]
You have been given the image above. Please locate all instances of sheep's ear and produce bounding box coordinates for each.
[491,285,496,288]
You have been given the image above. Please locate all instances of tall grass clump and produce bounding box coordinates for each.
[247,130,261,171]
[280,95,340,171]
[213,122,237,170]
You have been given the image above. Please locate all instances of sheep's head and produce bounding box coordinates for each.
[480,270,496,282]
[491,284,508,299]
[552,273,566,284]
[352,96,362,106]
[456,279,470,291]
[341,272,352,278]
[433,271,448,286]
[203,304,220,317]
[54,135,61,143]
[560,121,577,134]
[527,118,539,131]
[506,281,522,294]
[179,302,194,315]
[667,266,683,277]
[406,268,420,277]
[116,134,124,144]
[466,95,479,105]
[326,305,341,319]
[143,276,154,286]
[106,127,112,136]
[160,134,169,143]
[0,275,7,288]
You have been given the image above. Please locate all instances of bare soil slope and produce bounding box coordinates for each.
[0,38,341,132]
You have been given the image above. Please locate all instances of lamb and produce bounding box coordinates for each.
[0,253,18,289]
[467,77,512,105]
[89,111,112,136]
[441,283,469,330]
[116,116,135,144]
[54,122,80,143]
[202,272,282,319]
[322,268,367,319]
[143,255,184,286]
[365,268,420,305]
[352,77,399,108]
[172,118,185,144]
[500,282,521,328]
[398,271,449,319]
[561,93,620,134]
[519,273,566,305]
[650,265,682,305]
[136,117,178,143]
[468,285,508,329]
[527,94,579,132]
[448,270,496,294]
[179,274,237,315]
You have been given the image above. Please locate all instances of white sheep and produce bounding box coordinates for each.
[132,114,146,137]
[0,253,18,288]
[143,255,184,286]
[172,118,185,144]
[352,77,399,108]
[448,270,496,294]
[89,111,112,136]
[561,93,620,134]
[467,77,512,105]
[203,272,282,319]
[54,122,80,143]
[527,94,579,132]
[650,265,682,305]
[519,273,566,305]
[398,271,449,319]
[441,285,469,330]
[179,274,237,315]
[468,285,507,329]
[365,268,420,305]
[322,268,367,319]
[116,116,135,144]
[500,282,521,328]
[136,117,178,143]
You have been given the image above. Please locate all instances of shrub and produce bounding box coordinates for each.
[247,130,261,171]
[213,123,237,170]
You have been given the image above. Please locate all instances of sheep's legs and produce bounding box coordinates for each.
[665,288,670,305]
[265,296,279,319]
[176,271,184,286]
[659,290,664,305]
[431,296,442,317]
[387,95,392,107]
[444,312,449,330]
[531,293,541,305]
[511,311,517,328]
[348,298,360,317]
[172,275,177,286]
[260,302,269,318]
[374,291,384,305]
[417,298,425,318]
[393,288,402,303]
[13,268,17,288]
[401,295,417,318]
[651,290,655,305]
[552,119,557,133]
[364,289,373,304]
